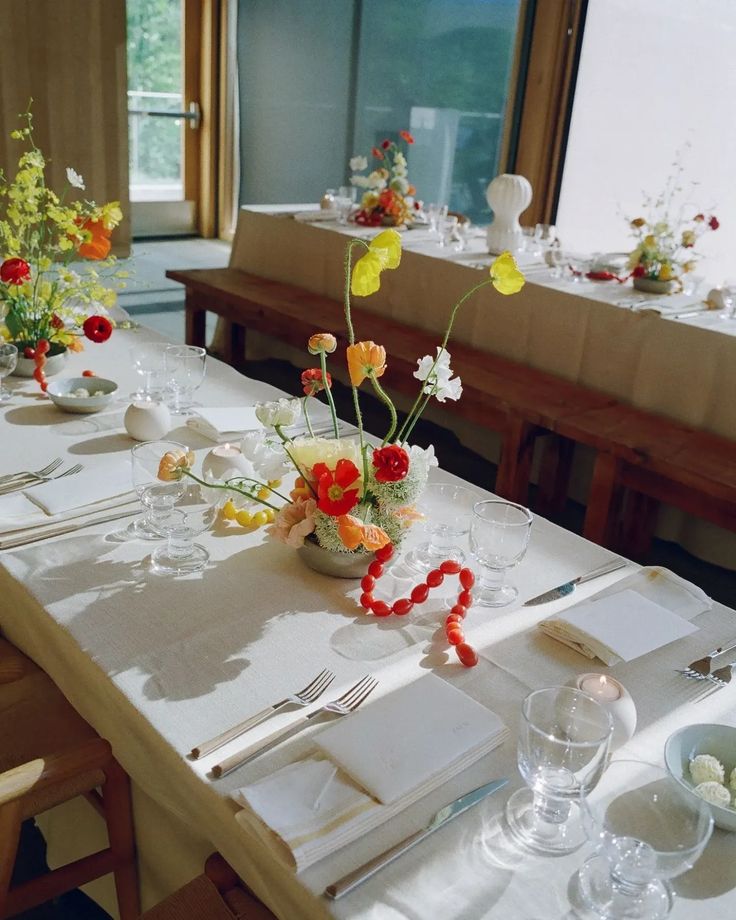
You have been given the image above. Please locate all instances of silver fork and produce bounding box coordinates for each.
[706,662,736,688]
[680,640,736,678]
[0,463,84,495]
[0,458,63,485]
[190,668,336,759]
[212,675,378,778]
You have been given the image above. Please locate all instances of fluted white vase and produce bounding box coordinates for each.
[485,174,532,254]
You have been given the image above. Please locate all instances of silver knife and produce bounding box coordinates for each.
[324,778,508,900]
[523,559,628,606]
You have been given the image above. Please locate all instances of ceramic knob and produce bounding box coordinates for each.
[485,173,532,255]
[124,400,172,441]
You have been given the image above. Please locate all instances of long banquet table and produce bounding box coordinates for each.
[1,327,736,918]
[226,207,736,571]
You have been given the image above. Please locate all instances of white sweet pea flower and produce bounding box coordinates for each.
[255,397,302,428]
[350,155,368,171]
[414,348,462,401]
[389,176,409,195]
[66,167,85,190]
[240,431,291,481]
[350,175,371,189]
[367,170,387,191]
[434,375,462,402]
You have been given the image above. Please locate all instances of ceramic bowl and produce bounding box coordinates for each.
[665,723,736,832]
[46,377,118,414]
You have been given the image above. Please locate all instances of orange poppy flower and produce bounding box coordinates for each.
[337,514,390,551]
[77,218,112,260]
[346,341,386,387]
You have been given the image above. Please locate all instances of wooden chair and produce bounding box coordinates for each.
[143,853,276,920]
[0,637,140,919]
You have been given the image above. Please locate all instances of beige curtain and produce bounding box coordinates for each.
[0,0,131,255]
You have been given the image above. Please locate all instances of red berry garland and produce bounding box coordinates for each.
[358,543,479,667]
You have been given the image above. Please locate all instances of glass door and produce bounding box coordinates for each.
[127,0,198,236]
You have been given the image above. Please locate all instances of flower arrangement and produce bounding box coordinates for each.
[0,110,126,389]
[626,162,718,287]
[350,131,418,227]
[158,230,525,565]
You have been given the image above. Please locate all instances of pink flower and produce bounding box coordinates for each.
[267,498,317,548]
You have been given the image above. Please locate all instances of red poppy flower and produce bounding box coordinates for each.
[372,445,410,482]
[50,313,64,329]
[83,315,113,343]
[301,367,332,396]
[312,459,360,516]
[381,139,391,149]
[709,216,719,230]
[399,130,415,144]
[632,265,646,278]
[0,257,30,285]
[371,147,384,160]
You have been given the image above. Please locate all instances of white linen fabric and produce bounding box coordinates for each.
[1,329,736,920]
[25,456,133,515]
[187,406,263,443]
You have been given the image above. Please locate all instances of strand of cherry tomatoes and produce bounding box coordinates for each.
[358,543,479,668]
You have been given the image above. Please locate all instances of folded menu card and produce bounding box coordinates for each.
[232,674,507,871]
[187,407,263,443]
[538,569,709,665]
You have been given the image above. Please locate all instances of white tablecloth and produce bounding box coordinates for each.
[227,207,736,570]
[1,329,736,918]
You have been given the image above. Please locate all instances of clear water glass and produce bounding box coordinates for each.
[534,223,557,250]
[0,343,18,403]
[561,251,591,284]
[469,499,532,606]
[505,686,613,855]
[334,192,354,225]
[720,280,736,319]
[574,760,713,919]
[453,218,472,252]
[130,341,171,399]
[130,439,188,540]
[165,344,206,415]
[426,202,448,236]
[437,214,458,248]
[151,479,218,575]
[404,482,478,573]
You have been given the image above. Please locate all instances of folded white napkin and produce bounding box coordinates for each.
[232,676,507,871]
[0,499,140,550]
[187,407,264,444]
[632,295,705,316]
[538,568,709,665]
[24,458,133,516]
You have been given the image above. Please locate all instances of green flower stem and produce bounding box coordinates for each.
[396,277,493,442]
[400,386,435,446]
[343,238,370,495]
[273,423,293,444]
[319,350,339,438]
[370,373,398,445]
[181,469,281,511]
[302,396,315,437]
[271,425,318,498]
[223,476,291,504]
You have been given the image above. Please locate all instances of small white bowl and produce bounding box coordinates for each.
[46,377,118,414]
[665,723,736,832]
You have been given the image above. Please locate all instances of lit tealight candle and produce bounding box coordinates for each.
[580,674,621,702]
[202,443,254,481]
[572,673,637,750]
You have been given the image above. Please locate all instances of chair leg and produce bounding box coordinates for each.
[0,800,23,916]
[102,759,140,920]
[584,453,624,549]
[620,490,658,560]
[536,434,575,517]
[495,417,537,505]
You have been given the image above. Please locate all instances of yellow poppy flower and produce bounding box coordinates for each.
[346,341,386,386]
[350,229,402,297]
[489,251,525,295]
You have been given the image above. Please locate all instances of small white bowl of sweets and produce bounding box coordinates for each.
[46,377,118,414]
[665,724,736,832]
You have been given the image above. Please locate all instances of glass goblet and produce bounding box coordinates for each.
[165,344,206,415]
[130,439,188,540]
[720,279,736,320]
[426,202,448,236]
[437,214,458,248]
[469,499,532,606]
[151,479,218,575]
[0,343,18,403]
[505,686,613,855]
[574,760,713,919]
[405,482,478,574]
[130,341,171,399]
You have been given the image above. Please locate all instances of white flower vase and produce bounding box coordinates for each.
[13,348,68,378]
[297,536,374,579]
[485,174,533,255]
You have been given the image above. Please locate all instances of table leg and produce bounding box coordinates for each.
[495,417,537,505]
[620,490,658,559]
[536,434,575,517]
[185,290,207,349]
[584,453,623,549]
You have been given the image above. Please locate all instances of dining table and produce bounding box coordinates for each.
[1,325,736,919]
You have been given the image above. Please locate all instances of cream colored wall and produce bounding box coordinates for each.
[0,0,131,255]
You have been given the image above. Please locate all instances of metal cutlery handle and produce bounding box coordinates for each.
[711,640,736,661]
[212,718,306,777]
[576,559,628,585]
[191,703,285,759]
[325,827,430,899]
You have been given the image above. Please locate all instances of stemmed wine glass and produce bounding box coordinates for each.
[165,344,206,415]
[0,343,18,403]
[469,500,532,606]
[130,440,188,540]
[130,341,171,399]
[151,479,218,575]
[720,280,736,320]
[505,686,613,855]
[405,482,478,573]
[574,760,713,919]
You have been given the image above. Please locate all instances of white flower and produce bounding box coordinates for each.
[350,155,368,171]
[414,348,462,402]
[367,170,387,191]
[350,175,371,189]
[288,436,361,472]
[394,151,407,167]
[255,397,302,428]
[393,163,407,178]
[435,375,462,402]
[389,176,409,195]
[240,431,290,481]
[66,167,85,190]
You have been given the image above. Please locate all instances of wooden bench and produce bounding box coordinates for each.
[166,267,616,507]
[166,267,736,557]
